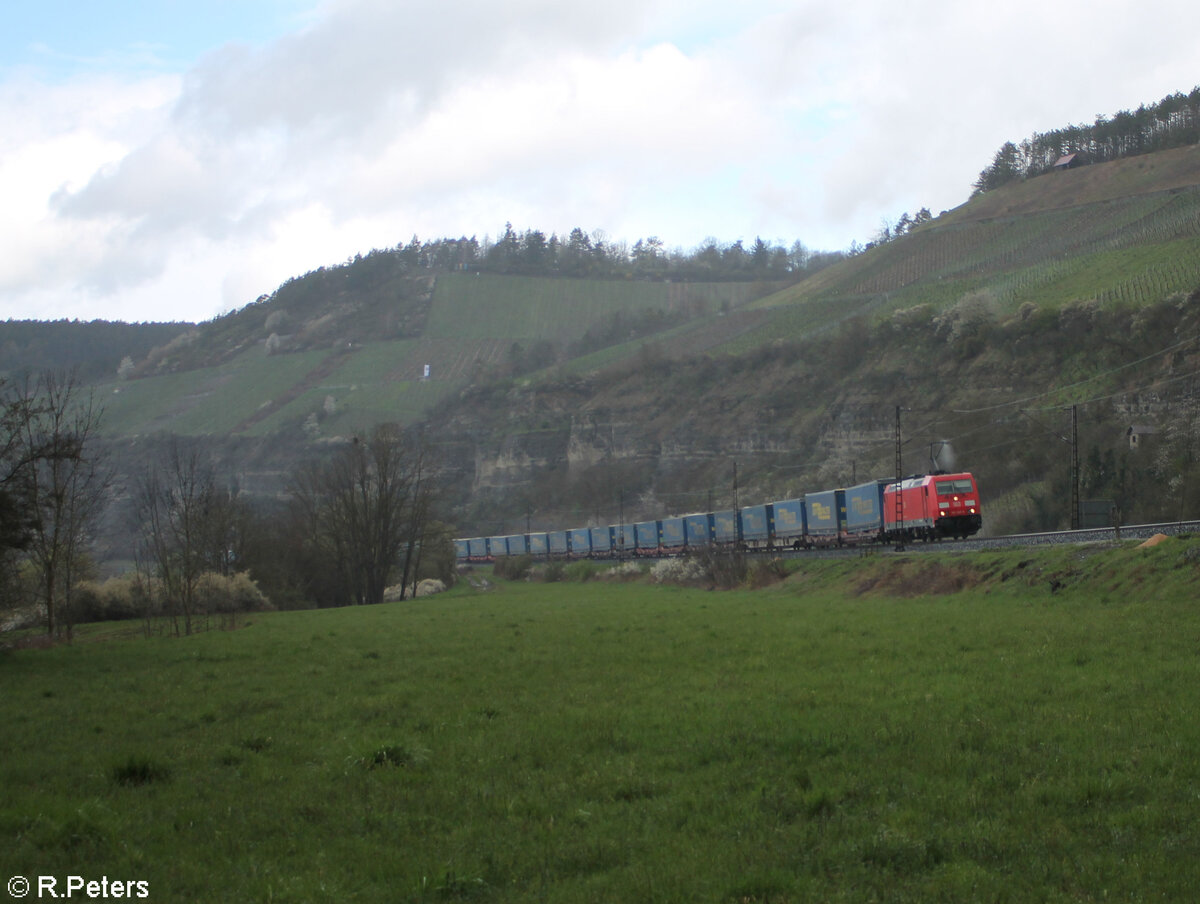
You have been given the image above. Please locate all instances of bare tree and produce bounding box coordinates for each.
[395,435,436,599]
[2,372,109,636]
[134,441,239,635]
[0,381,36,615]
[290,425,438,606]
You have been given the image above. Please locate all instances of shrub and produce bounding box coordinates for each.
[747,557,789,588]
[1058,298,1100,335]
[704,551,748,589]
[68,576,148,623]
[493,555,532,581]
[650,557,707,584]
[890,304,934,334]
[563,561,599,582]
[934,291,996,346]
[604,562,644,580]
[194,572,272,616]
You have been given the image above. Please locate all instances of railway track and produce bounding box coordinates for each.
[766,519,1200,560]
[467,520,1200,567]
[935,519,1200,552]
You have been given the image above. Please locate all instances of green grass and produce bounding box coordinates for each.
[97,348,331,436]
[4,541,1200,901]
[425,274,672,342]
[425,273,766,345]
[243,341,468,435]
[733,182,1200,350]
[94,276,762,436]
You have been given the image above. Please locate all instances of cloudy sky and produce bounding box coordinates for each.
[2,0,1197,324]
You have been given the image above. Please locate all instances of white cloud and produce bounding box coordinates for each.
[2,0,1200,322]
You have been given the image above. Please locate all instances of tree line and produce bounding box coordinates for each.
[2,375,451,638]
[0,320,192,382]
[973,86,1200,195]
[270,226,843,300]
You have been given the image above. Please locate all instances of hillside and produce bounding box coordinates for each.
[97,275,776,437]
[428,149,1200,537]
[732,145,1200,342]
[0,319,191,383]
[95,146,1200,438]
[81,145,1200,541]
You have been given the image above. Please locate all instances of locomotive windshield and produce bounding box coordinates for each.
[935,478,974,495]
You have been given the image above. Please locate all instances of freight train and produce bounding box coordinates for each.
[454,471,982,563]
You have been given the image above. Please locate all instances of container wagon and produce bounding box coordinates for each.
[804,489,844,546]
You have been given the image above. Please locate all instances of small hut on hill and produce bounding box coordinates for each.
[1053,153,1084,170]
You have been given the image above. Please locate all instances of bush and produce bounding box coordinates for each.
[194,572,272,616]
[604,562,644,580]
[68,576,148,623]
[493,555,533,581]
[650,557,707,584]
[678,549,748,589]
[747,557,789,588]
[890,304,934,334]
[563,561,599,582]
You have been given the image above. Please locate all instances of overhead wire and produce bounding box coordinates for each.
[950,330,1200,414]
[1023,364,1200,412]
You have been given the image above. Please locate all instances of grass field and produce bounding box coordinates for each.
[426,275,677,343]
[5,541,1200,901]
[96,349,333,436]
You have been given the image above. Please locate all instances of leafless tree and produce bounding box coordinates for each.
[1,372,109,636]
[0,381,36,616]
[290,425,438,606]
[133,441,240,635]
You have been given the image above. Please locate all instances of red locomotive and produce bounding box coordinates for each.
[883,472,982,542]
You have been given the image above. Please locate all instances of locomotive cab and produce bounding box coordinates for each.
[884,471,982,541]
[930,473,982,539]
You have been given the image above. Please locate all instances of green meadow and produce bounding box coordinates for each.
[3,541,1200,902]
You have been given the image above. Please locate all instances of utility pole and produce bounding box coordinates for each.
[894,405,905,550]
[733,460,742,542]
[609,422,624,560]
[1020,407,1083,531]
[618,488,625,561]
[1069,405,1080,530]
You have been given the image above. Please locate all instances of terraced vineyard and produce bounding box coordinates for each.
[425,274,757,342]
[773,186,1200,321]
[97,275,773,437]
